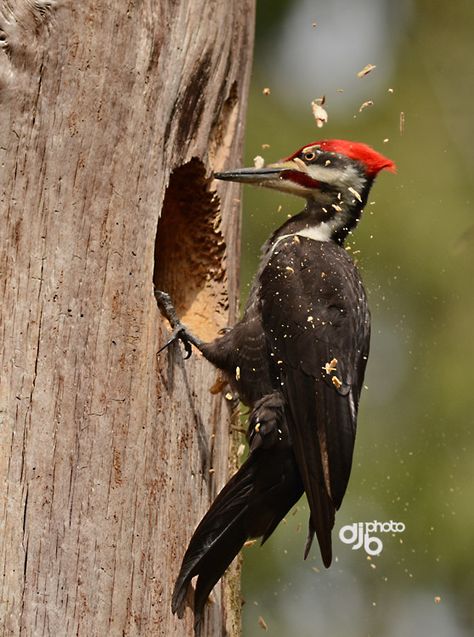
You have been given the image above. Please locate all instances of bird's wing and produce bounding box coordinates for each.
[259,236,370,566]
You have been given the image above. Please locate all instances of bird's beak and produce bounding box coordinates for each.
[214,160,300,185]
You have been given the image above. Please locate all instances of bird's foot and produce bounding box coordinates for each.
[157,325,194,359]
[247,393,287,451]
[154,288,203,359]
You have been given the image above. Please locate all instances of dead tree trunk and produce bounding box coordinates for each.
[0,2,254,636]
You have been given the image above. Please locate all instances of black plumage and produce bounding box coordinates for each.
[157,139,394,635]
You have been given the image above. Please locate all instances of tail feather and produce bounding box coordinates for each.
[172,444,303,635]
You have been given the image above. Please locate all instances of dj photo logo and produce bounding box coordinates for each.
[339,520,406,556]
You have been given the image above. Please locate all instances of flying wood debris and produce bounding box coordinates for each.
[253,155,265,169]
[357,63,376,78]
[400,111,405,135]
[311,96,328,128]
[359,99,374,112]
[323,358,338,374]
[258,616,268,631]
[348,186,363,202]
[262,87,271,95]
[332,376,343,389]
[261,143,270,149]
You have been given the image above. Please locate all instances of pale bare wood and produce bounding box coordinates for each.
[0,2,254,636]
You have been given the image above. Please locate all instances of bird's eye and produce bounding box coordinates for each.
[303,151,316,161]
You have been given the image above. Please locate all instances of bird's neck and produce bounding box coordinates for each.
[265,180,373,251]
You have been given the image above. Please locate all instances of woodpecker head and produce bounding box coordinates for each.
[215,139,395,204]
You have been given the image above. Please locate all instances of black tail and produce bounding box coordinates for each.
[172,440,303,635]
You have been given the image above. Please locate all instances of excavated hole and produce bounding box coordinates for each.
[154,158,228,341]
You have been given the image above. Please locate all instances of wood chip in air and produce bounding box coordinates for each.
[400,111,405,135]
[253,155,265,169]
[348,186,362,202]
[359,100,374,112]
[311,96,328,128]
[332,376,343,389]
[244,539,257,548]
[323,358,338,374]
[258,616,268,631]
[357,63,376,78]
[262,87,271,95]
[261,143,270,149]
[237,443,246,457]
[210,376,227,394]
[434,596,441,604]
[235,366,241,381]
[388,87,394,94]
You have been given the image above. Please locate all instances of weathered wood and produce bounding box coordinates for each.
[0,1,254,635]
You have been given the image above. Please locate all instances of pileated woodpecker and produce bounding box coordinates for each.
[156,139,395,635]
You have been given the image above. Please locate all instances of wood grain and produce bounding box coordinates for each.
[0,1,255,635]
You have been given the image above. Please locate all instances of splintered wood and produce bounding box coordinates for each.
[400,111,405,134]
[359,100,374,112]
[357,63,376,78]
[311,96,328,128]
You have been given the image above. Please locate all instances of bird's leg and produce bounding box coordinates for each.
[154,289,204,359]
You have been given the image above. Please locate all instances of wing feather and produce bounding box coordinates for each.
[259,236,370,563]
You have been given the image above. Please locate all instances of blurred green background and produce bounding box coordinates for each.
[239,1,474,635]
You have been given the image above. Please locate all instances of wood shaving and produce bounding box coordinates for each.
[258,616,268,631]
[311,96,328,128]
[285,266,294,273]
[210,376,227,394]
[434,596,441,604]
[400,111,405,135]
[348,186,362,202]
[237,443,245,457]
[332,376,343,389]
[323,358,338,374]
[253,155,265,169]
[244,539,257,548]
[336,88,344,93]
[293,157,310,173]
[383,138,389,143]
[332,203,343,212]
[262,87,271,95]
[359,99,374,112]
[357,63,376,78]
[261,143,270,149]
[235,366,241,380]
[388,88,394,94]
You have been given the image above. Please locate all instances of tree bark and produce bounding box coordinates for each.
[0,2,254,636]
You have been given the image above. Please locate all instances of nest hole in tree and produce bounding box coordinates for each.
[154,158,228,341]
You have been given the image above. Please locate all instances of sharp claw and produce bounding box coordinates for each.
[155,288,203,358]
[157,326,193,359]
